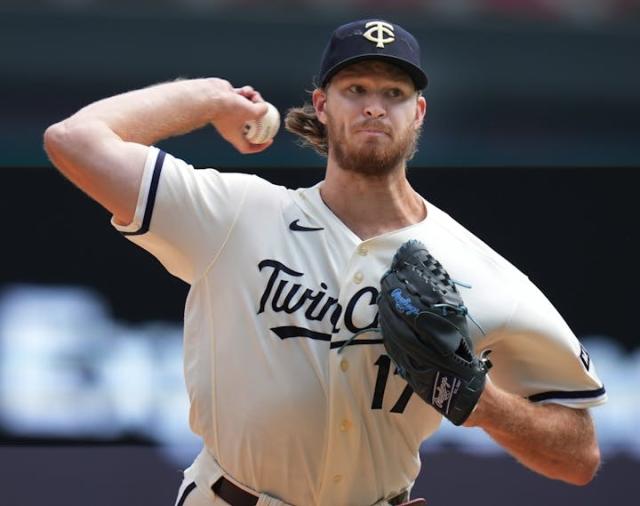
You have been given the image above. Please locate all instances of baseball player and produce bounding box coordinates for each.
[44,19,606,506]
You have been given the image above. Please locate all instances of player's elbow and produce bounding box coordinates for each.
[566,444,601,486]
[43,121,68,163]
[580,445,601,485]
[44,120,110,176]
[43,120,81,171]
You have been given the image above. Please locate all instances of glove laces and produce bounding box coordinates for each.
[337,327,381,354]
[429,302,486,337]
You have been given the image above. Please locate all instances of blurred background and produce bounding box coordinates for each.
[1,1,639,505]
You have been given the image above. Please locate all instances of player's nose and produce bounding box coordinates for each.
[363,99,386,119]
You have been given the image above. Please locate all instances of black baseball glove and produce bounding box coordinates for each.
[377,239,491,425]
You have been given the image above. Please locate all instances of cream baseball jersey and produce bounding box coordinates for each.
[113,147,606,506]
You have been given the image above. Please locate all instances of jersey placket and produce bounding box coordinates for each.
[319,240,378,504]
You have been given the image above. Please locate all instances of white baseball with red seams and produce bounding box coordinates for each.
[243,102,280,144]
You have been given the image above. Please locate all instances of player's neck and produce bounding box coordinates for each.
[320,160,426,241]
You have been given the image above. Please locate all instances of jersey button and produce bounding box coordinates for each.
[357,244,368,256]
[340,359,349,372]
[333,474,343,483]
[339,420,352,432]
[353,272,364,284]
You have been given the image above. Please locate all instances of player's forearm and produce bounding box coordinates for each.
[56,78,222,145]
[464,381,600,485]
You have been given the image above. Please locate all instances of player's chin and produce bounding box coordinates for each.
[350,137,391,156]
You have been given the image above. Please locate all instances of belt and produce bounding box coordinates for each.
[212,477,258,506]
[210,477,417,506]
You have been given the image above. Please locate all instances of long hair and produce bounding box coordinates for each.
[284,98,328,157]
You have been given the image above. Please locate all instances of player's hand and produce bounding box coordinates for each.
[208,79,273,154]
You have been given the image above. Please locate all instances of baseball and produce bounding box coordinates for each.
[243,102,280,144]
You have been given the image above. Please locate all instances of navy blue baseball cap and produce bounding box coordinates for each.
[318,19,428,90]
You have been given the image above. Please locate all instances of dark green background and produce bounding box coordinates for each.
[2,7,639,168]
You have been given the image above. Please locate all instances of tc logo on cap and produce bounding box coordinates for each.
[363,21,395,48]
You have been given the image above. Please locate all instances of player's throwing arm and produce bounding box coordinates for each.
[44,78,278,225]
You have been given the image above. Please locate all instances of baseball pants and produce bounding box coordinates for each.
[175,447,423,506]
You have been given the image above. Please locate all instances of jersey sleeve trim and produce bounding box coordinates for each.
[528,386,607,405]
[121,149,166,237]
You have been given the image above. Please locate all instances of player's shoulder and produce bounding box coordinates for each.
[200,168,315,217]
[189,165,294,202]
[240,171,304,207]
[159,149,301,197]
[426,200,528,280]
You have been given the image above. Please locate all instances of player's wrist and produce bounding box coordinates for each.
[462,380,490,427]
[204,78,243,123]
[463,379,510,428]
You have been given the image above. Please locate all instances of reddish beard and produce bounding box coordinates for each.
[326,115,420,177]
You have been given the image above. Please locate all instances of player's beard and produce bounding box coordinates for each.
[325,114,420,177]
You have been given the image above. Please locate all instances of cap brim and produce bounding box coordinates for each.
[321,53,428,90]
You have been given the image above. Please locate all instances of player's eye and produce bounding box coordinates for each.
[386,88,404,99]
[348,84,365,95]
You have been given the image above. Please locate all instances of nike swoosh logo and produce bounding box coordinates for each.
[289,219,324,232]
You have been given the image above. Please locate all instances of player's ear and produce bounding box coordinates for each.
[414,94,427,129]
[312,88,328,125]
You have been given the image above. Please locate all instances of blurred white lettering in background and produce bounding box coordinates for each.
[0,285,637,466]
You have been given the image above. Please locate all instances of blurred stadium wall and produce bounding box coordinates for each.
[1,0,639,167]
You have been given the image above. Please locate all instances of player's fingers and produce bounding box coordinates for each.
[248,139,273,153]
[249,90,264,103]
[241,88,265,104]
[231,92,268,118]
[233,86,251,97]
[234,86,263,103]
[235,138,273,154]
[245,101,268,119]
